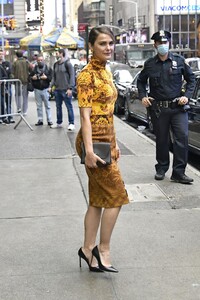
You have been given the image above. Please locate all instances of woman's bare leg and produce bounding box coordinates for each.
[99,207,121,266]
[82,206,102,266]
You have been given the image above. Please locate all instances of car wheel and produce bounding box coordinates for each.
[147,110,154,132]
[124,99,132,122]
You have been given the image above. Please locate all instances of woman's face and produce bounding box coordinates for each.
[90,33,114,62]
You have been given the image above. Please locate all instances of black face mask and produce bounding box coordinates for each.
[38,62,44,68]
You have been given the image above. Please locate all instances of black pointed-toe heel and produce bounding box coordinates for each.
[78,248,103,272]
[92,246,118,273]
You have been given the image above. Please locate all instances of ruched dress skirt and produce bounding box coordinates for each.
[76,121,129,208]
[76,56,129,208]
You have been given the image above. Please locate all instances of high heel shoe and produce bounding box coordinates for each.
[78,248,103,272]
[92,246,118,273]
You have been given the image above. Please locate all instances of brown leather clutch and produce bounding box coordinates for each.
[81,142,111,167]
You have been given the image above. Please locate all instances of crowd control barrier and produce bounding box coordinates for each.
[0,79,33,130]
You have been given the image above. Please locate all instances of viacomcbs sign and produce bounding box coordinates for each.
[157,0,200,14]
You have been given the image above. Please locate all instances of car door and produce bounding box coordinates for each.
[113,69,132,114]
[127,72,147,120]
[188,77,200,154]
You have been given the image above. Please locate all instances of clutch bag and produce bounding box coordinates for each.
[81,142,111,167]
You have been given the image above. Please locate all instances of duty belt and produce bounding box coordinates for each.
[156,99,179,109]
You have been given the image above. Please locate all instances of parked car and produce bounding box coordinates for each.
[109,63,151,128]
[185,57,200,73]
[122,69,154,130]
[117,65,200,155]
[109,62,142,114]
[187,73,200,155]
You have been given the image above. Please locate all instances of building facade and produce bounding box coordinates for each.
[69,0,83,32]
[0,0,27,49]
[105,0,200,57]
[77,0,105,47]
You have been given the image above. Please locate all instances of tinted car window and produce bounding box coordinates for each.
[113,70,133,83]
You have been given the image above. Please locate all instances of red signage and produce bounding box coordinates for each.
[78,23,88,32]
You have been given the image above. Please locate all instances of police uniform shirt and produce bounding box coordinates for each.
[137,52,195,101]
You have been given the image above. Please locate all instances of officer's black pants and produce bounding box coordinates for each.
[151,107,188,177]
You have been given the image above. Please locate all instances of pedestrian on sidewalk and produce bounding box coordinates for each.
[30,51,39,69]
[0,50,15,124]
[137,30,195,184]
[50,49,75,130]
[30,55,53,126]
[75,26,129,273]
[13,50,29,115]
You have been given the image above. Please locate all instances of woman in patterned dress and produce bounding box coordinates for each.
[76,26,129,273]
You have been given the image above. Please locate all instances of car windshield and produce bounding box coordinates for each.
[127,50,155,60]
[185,58,200,72]
[115,70,133,83]
[189,61,200,72]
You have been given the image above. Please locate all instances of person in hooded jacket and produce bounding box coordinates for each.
[30,55,53,126]
[49,48,75,130]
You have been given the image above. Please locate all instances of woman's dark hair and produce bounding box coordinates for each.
[58,48,65,57]
[88,26,115,46]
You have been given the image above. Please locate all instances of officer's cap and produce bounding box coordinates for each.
[151,30,171,42]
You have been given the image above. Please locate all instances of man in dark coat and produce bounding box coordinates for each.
[0,50,15,124]
[137,30,195,184]
[30,55,53,126]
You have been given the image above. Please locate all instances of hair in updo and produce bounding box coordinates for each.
[88,26,115,46]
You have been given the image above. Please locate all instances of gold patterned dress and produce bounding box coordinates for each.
[75,57,129,208]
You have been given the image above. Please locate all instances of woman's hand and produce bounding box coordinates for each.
[85,152,106,168]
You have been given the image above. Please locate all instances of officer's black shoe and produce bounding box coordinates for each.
[35,120,43,126]
[170,174,194,184]
[155,172,165,180]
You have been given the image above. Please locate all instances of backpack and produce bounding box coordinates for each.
[53,59,75,90]
[53,60,70,77]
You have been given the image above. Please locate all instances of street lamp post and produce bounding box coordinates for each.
[55,0,58,27]
[118,0,139,42]
[1,0,4,51]
[62,0,66,27]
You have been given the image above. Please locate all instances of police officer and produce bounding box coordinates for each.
[137,30,195,184]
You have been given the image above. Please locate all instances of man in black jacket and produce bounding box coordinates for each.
[31,55,53,126]
[137,30,195,184]
[0,50,15,124]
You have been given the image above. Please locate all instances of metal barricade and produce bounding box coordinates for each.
[0,79,33,130]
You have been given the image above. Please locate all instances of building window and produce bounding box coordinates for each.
[118,19,122,27]
[172,15,179,32]
[189,15,196,31]
[181,15,188,32]
[0,0,14,15]
[158,11,199,56]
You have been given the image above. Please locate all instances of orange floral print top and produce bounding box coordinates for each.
[77,57,117,125]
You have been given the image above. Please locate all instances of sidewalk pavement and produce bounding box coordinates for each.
[0,93,200,300]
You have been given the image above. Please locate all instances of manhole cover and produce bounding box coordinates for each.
[125,183,168,202]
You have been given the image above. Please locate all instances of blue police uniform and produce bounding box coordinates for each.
[137,30,195,183]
